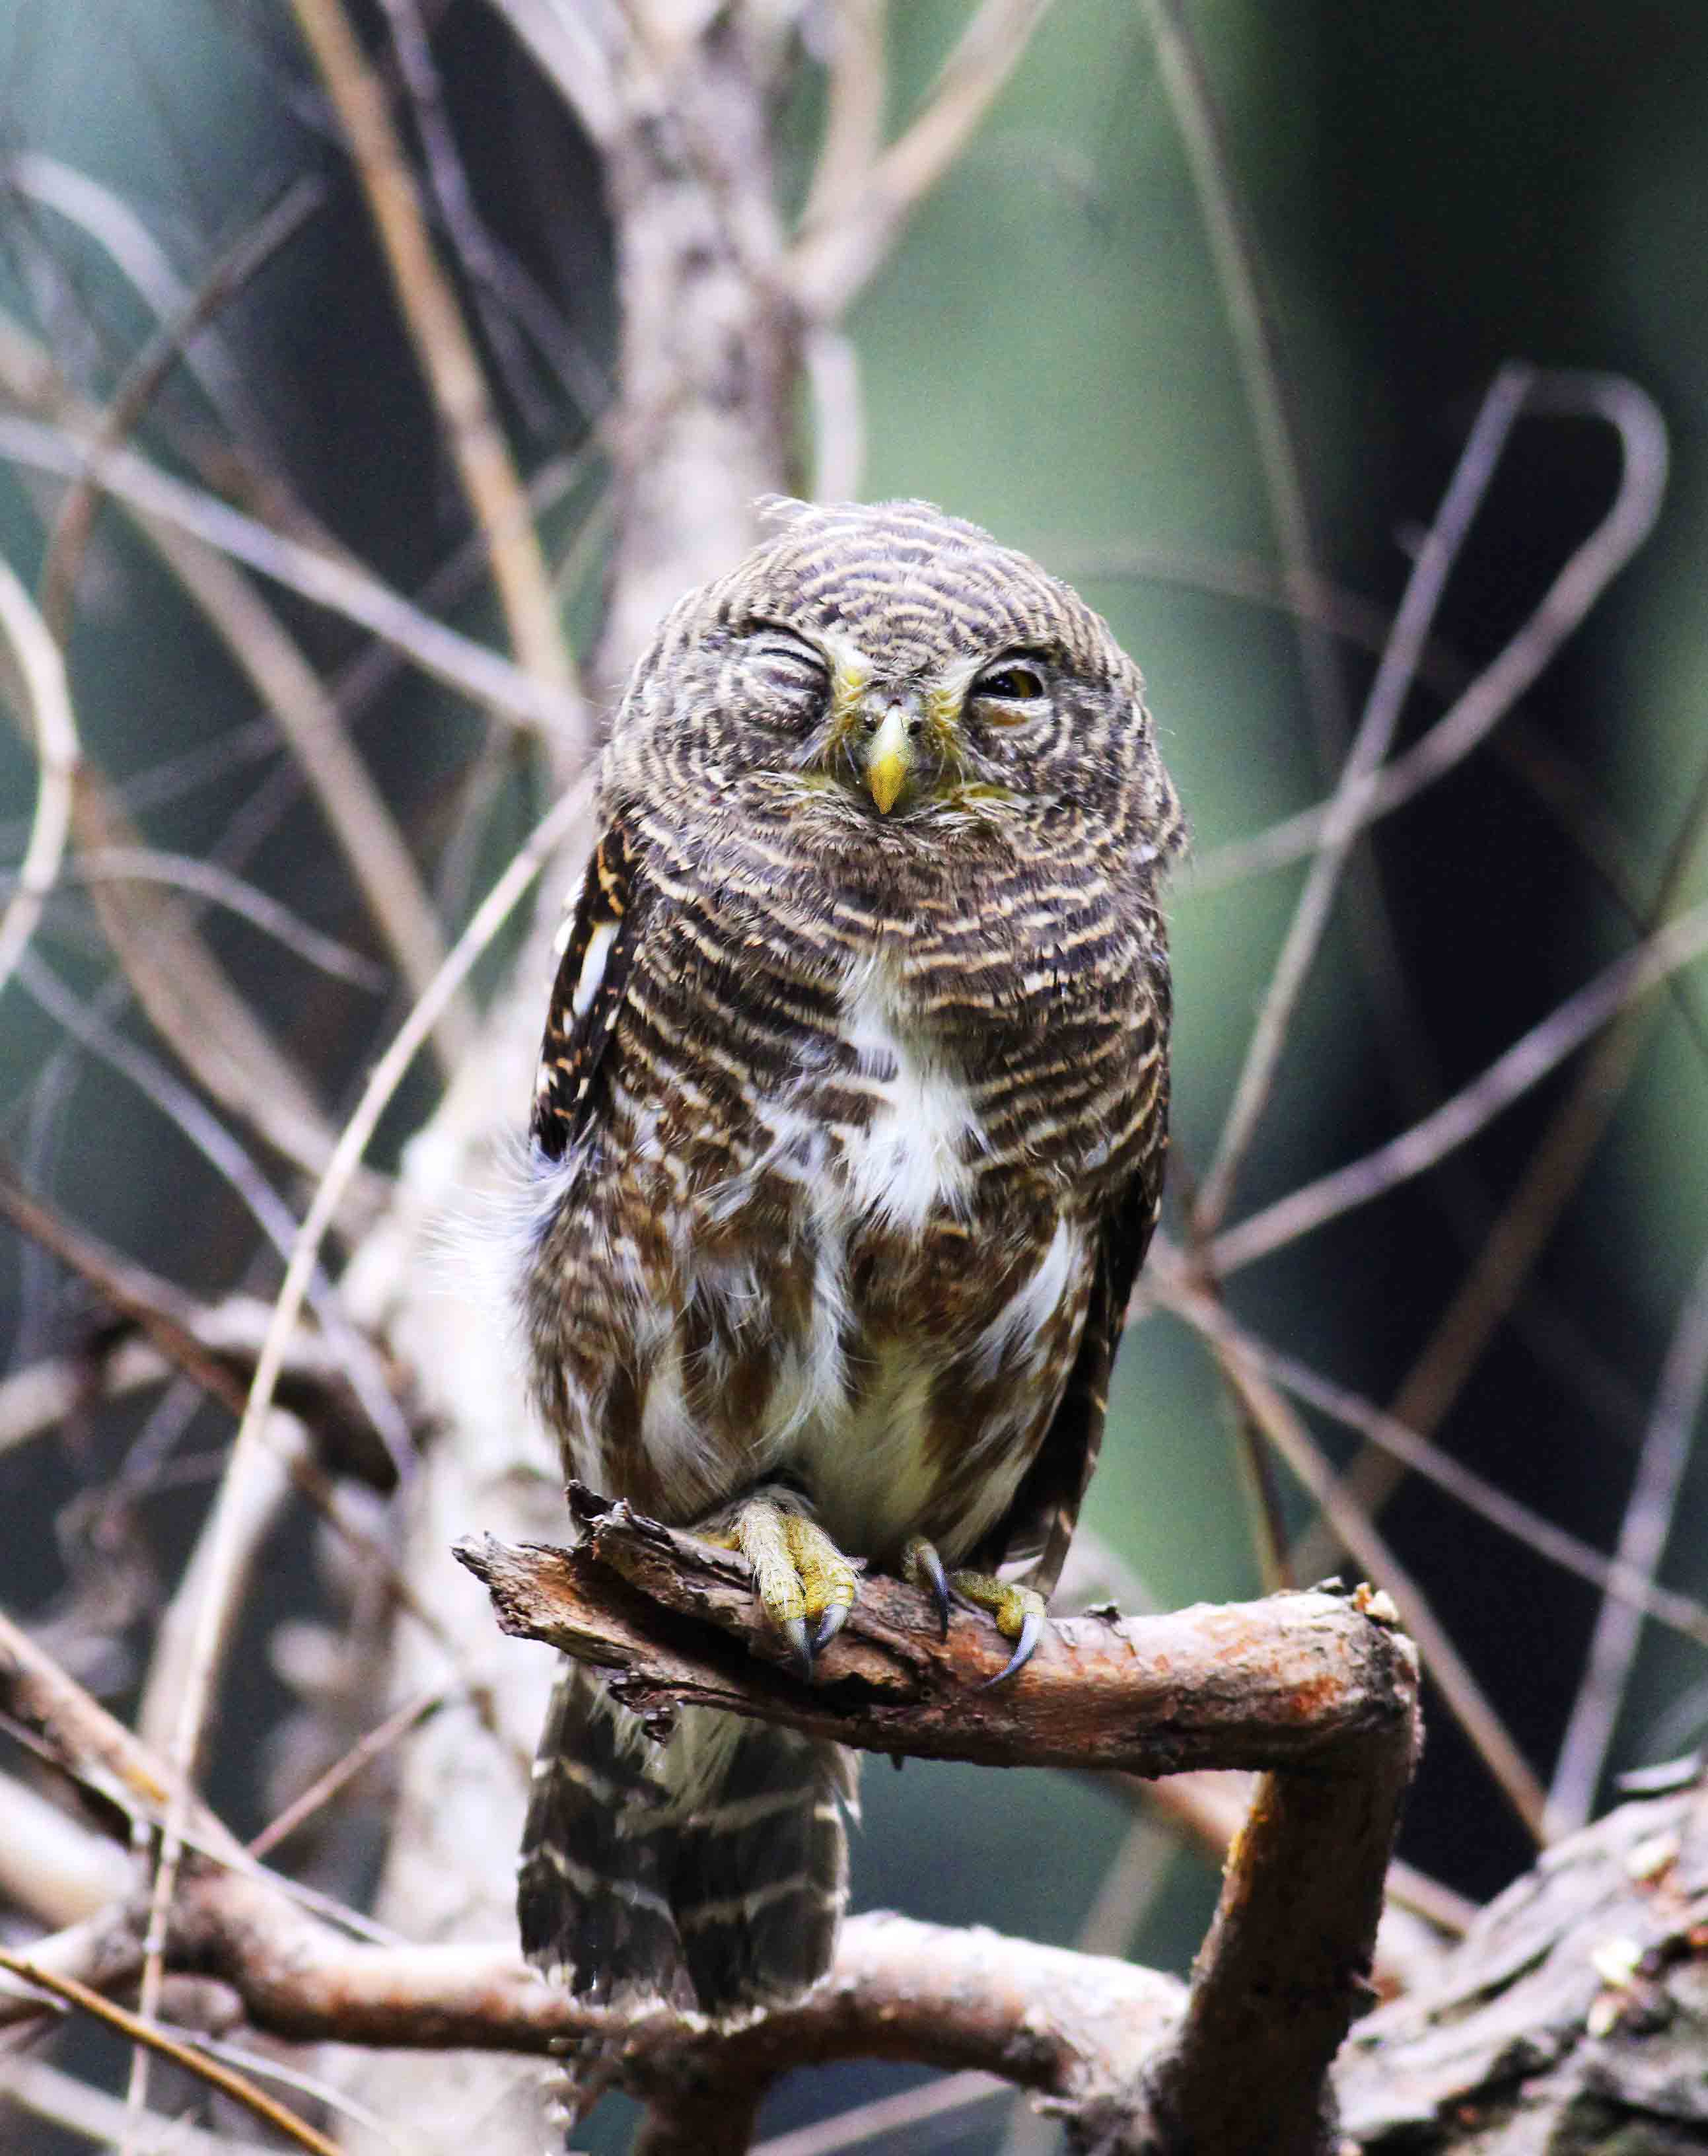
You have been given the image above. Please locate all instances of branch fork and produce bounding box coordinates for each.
[458,1487,1423,2155]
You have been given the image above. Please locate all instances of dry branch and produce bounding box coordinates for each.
[459,1490,1422,2154]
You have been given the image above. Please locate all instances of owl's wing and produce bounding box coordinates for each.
[531,820,647,1163]
[978,1157,1164,1601]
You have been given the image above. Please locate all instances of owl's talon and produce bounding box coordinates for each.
[947,1571,1048,1683]
[902,1535,951,1640]
[781,1614,815,1678]
[982,1599,1046,1687]
[812,1600,850,1655]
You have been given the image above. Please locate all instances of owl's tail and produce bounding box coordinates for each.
[520,1659,855,2018]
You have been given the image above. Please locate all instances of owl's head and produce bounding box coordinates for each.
[606,499,1182,876]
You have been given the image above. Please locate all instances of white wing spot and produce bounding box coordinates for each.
[571,919,620,1018]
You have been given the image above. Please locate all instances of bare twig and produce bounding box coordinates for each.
[36,176,325,638]
[135,509,480,1075]
[0,551,77,1002]
[1161,1323,1548,1838]
[1147,1267,1708,1654]
[0,1949,343,2156]
[1548,1240,1708,1834]
[0,412,576,735]
[1137,0,1349,775]
[246,1684,446,1860]
[755,2072,1007,2156]
[136,1423,304,1762]
[0,2054,281,2156]
[1193,372,1670,883]
[0,1766,133,1926]
[120,773,593,2125]
[0,151,276,454]
[292,0,577,735]
[1194,365,1532,1230]
[39,848,388,988]
[798,0,888,236]
[789,0,1057,317]
[1293,716,1708,1585]
[1210,894,1708,1277]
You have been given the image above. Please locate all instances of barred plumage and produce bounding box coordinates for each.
[518,499,1182,2018]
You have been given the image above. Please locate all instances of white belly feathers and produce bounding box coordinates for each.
[635,953,1088,1559]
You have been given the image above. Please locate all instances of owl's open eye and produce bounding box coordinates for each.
[970,657,1050,723]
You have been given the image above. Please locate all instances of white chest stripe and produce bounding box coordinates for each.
[837,975,976,1230]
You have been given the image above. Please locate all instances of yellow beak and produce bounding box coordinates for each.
[865,705,913,815]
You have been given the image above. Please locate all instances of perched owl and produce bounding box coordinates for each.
[517,499,1182,2019]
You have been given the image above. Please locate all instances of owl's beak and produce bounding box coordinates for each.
[864,704,913,816]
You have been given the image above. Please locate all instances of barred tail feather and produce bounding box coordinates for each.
[520,1660,855,2018]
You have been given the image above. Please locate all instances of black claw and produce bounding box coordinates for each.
[812,1601,850,1654]
[781,1615,814,1679]
[981,1603,1046,1688]
[915,1544,951,1639]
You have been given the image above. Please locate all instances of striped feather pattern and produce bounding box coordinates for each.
[518,501,1181,2017]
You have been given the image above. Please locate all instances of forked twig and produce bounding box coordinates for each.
[1194,365,1533,1230]
[789,0,1058,316]
[123,770,594,2132]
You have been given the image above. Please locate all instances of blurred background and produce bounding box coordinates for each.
[1,2,1707,2149]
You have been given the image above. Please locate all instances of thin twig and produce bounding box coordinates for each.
[0,552,77,1002]
[0,412,577,735]
[789,0,1057,316]
[799,0,888,236]
[1193,365,1532,1230]
[754,2072,1007,2156]
[0,1766,133,1927]
[136,1425,304,1762]
[1192,372,1670,884]
[1294,717,1708,1583]
[1145,1263,1708,1655]
[11,953,409,1470]
[0,1155,501,1745]
[1194,1328,1548,1840]
[136,508,478,1075]
[376,0,552,425]
[1548,1239,1708,1835]
[246,1684,446,1859]
[293,0,578,733]
[1210,895,1708,1277]
[1137,0,1349,775]
[0,1949,343,2156]
[127,770,594,2146]
[36,175,325,639]
[0,2054,281,2156]
[0,151,277,454]
[37,848,388,988]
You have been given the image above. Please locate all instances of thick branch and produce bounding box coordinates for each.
[458,1491,1422,2152]
[455,1489,1415,1776]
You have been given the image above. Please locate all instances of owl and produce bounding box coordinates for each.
[517,499,1182,2019]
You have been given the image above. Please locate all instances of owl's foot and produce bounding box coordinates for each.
[703,1494,859,1678]
[904,1544,1048,1684]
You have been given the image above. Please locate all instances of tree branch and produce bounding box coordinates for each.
[458,1489,1421,2153]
